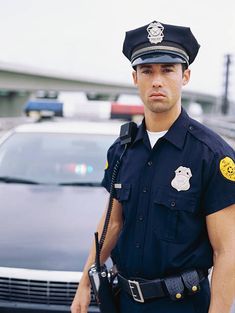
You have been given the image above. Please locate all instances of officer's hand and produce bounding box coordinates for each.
[70,284,91,313]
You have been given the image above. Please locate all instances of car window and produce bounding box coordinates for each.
[0,132,116,185]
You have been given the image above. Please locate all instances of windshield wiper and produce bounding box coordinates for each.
[58,182,101,187]
[0,176,40,185]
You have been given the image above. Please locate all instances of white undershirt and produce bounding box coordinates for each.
[147,130,168,148]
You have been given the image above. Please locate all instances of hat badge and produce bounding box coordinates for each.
[147,21,164,44]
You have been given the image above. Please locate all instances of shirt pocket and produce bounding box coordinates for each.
[153,186,198,243]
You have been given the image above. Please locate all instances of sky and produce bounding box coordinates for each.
[0,0,234,101]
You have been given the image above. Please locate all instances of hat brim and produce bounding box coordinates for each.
[131,53,187,68]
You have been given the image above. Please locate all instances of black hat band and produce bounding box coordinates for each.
[131,45,189,65]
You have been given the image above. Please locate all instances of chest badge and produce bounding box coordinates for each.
[171,166,192,191]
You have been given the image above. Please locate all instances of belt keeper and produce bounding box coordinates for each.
[181,270,200,295]
[164,276,185,301]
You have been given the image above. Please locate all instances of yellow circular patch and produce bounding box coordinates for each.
[105,160,109,170]
[220,156,235,182]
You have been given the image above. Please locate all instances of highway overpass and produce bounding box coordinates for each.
[0,62,222,116]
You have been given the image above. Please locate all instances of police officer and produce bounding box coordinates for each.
[71,21,235,313]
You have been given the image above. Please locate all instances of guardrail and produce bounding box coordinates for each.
[204,116,235,140]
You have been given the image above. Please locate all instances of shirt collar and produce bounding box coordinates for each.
[164,108,191,150]
[133,107,190,150]
[133,119,146,143]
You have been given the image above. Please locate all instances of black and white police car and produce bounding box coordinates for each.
[0,114,125,312]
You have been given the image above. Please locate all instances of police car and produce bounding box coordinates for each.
[0,116,124,312]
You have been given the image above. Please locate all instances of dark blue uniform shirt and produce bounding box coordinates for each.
[102,108,235,280]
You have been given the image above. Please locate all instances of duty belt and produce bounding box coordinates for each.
[118,269,208,303]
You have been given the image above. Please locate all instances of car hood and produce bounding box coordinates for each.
[0,183,109,271]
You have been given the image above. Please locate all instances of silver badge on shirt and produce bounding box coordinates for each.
[171,166,192,191]
[147,21,164,44]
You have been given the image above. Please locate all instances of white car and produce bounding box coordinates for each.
[0,117,123,313]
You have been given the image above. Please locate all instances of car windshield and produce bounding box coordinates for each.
[0,132,116,185]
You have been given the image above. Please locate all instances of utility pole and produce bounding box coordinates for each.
[221,54,232,115]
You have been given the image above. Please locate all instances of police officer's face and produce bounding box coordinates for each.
[132,63,190,114]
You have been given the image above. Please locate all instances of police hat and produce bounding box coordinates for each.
[123,21,200,67]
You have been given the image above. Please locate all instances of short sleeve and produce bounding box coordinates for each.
[203,150,235,215]
[101,147,114,193]
[101,140,121,198]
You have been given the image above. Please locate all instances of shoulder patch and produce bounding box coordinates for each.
[105,160,109,170]
[219,156,235,182]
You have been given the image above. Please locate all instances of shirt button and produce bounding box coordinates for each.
[171,201,176,207]
[138,216,144,221]
[189,125,193,131]
[147,161,153,166]
[135,243,141,248]
[142,188,148,193]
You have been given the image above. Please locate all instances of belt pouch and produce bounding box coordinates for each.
[164,276,185,301]
[181,269,200,295]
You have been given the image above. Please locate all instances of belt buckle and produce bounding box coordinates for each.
[128,279,144,303]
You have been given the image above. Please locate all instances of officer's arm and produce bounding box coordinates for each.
[206,204,235,313]
[71,199,123,313]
